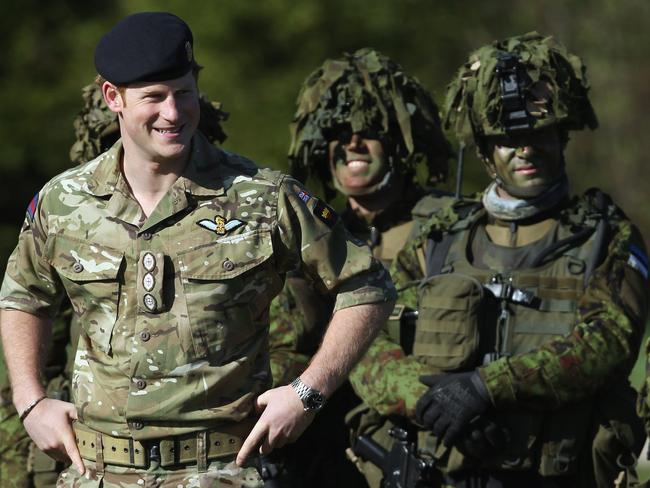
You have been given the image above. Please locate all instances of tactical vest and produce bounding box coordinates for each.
[413,197,611,476]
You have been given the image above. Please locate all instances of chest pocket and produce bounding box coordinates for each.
[48,235,124,354]
[178,229,278,359]
[414,273,484,371]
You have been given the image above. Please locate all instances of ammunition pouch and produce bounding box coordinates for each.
[413,273,484,371]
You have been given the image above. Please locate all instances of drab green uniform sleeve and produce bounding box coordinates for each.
[479,221,649,410]
[348,242,430,418]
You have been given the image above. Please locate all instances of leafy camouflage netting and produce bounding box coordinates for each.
[288,48,451,191]
[69,83,229,165]
[443,32,598,145]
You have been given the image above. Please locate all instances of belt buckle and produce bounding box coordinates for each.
[142,440,161,467]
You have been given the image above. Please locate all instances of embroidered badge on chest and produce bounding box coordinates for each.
[196,215,245,236]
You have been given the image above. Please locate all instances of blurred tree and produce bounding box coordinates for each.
[0,0,648,278]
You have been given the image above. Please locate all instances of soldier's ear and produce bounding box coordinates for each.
[476,145,497,179]
[102,82,124,113]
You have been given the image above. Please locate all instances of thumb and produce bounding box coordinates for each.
[419,374,443,387]
[255,391,270,414]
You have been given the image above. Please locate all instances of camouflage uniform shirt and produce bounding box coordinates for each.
[0,133,395,440]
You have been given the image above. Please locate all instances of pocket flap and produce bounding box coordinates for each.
[178,229,273,280]
[48,234,123,281]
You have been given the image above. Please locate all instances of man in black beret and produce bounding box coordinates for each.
[0,11,396,487]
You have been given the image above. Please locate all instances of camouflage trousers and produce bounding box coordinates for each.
[55,458,263,488]
[0,403,31,488]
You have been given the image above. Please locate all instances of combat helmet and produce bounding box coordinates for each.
[69,83,229,165]
[288,47,451,200]
[443,32,598,151]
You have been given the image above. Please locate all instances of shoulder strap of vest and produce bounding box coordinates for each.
[425,199,482,277]
[530,189,614,285]
[582,188,613,286]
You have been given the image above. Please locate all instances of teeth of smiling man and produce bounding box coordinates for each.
[156,128,180,134]
[347,160,369,169]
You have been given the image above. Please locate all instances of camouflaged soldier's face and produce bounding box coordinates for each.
[328,132,388,194]
[105,71,200,164]
[485,127,564,194]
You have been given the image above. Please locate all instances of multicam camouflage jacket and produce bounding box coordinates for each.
[350,191,649,418]
[0,132,395,440]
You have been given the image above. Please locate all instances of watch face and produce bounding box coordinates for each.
[306,392,325,411]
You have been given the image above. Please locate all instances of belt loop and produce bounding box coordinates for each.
[95,432,105,475]
[197,431,208,473]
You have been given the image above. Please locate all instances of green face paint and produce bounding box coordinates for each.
[328,133,389,196]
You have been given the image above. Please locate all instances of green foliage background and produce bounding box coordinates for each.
[1,0,649,269]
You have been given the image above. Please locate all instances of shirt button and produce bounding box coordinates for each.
[135,379,147,390]
[131,421,144,430]
[72,262,84,273]
[139,330,151,342]
[142,232,152,241]
[222,259,235,271]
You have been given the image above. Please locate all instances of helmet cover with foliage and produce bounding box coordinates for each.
[288,47,451,199]
[443,32,598,149]
[69,83,229,165]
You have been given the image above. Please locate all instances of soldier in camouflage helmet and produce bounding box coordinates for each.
[350,32,649,487]
[0,79,230,488]
[0,12,396,488]
[268,47,451,487]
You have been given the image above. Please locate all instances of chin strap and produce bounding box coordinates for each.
[482,174,569,221]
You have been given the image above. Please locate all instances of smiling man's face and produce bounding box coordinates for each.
[485,127,564,195]
[104,71,200,165]
[328,132,388,195]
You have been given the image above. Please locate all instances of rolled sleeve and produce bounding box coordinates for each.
[273,176,396,309]
[0,193,63,317]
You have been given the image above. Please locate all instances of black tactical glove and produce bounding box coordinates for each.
[415,371,492,447]
[458,418,509,459]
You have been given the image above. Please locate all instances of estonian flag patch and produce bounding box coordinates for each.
[627,244,649,280]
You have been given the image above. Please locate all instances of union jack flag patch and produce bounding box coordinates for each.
[26,193,39,221]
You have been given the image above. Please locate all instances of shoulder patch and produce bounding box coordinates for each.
[296,188,311,204]
[312,199,338,228]
[26,193,39,221]
[627,244,649,280]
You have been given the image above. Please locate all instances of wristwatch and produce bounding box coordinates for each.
[290,377,326,412]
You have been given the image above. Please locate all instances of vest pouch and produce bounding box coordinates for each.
[536,400,594,476]
[413,273,484,371]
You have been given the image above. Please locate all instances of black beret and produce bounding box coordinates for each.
[95,12,195,85]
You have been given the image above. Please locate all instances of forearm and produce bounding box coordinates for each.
[0,309,51,412]
[480,307,638,409]
[300,301,393,397]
